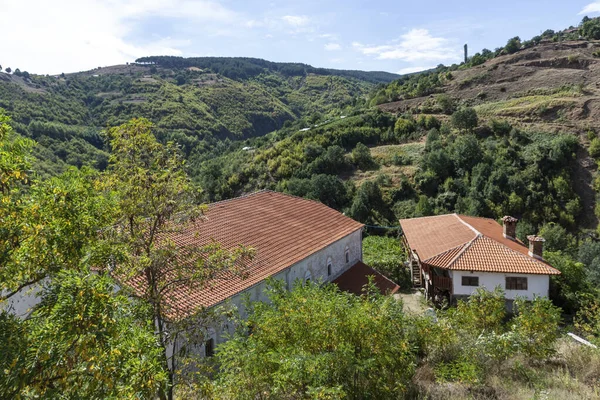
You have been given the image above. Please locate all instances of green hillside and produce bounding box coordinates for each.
[0,58,396,176]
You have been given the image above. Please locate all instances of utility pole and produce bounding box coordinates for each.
[464,44,468,63]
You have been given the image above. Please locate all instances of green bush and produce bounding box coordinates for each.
[589,138,600,158]
[362,235,408,286]
[451,107,478,132]
[352,142,376,170]
[215,281,416,399]
[394,118,416,136]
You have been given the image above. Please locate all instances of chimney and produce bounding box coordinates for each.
[502,216,518,240]
[527,235,545,260]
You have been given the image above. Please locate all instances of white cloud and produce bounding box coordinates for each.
[397,66,435,75]
[353,29,460,63]
[245,19,264,28]
[319,33,338,39]
[324,43,342,51]
[281,15,310,27]
[580,2,600,14]
[0,0,238,74]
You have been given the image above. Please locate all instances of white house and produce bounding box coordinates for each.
[399,214,560,306]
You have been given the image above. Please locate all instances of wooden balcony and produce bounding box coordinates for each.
[432,275,452,293]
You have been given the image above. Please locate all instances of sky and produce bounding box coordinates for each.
[1,0,600,75]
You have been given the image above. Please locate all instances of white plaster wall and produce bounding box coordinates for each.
[197,229,363,353]
[5,230,362,361]
[450,270,549,300]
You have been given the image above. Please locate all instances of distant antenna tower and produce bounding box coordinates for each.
[464,44,468,63]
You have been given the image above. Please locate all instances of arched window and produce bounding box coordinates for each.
[327,256,333,276]
[304,270,312,283]
[345,247,350,264]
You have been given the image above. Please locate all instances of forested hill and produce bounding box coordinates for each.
[134,56,401,83]
[0,58,396,176]
[187,18,600,238]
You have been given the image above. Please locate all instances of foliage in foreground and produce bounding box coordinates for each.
[214,280,416,399]
[0,271,166,399]
[209,283,570,400]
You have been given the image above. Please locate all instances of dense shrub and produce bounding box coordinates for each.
[451,107,478,132]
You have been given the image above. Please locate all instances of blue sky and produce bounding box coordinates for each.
[1,0,599,75]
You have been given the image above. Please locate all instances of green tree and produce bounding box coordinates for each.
[0,271,167,398]
[349,181,391,224]
[104,118,254,399]
[513,296,562,359]
[538,222,575,253]
[415,195,433,217]
[394,117,416,136]
[352,142,376,170]
[451,107,478,132]
[5,67,11,74]
[449,287,506,332]
[0,111,114,302]
[215,280,416,399]
[504,36,522,54]
[582,18,600,40]
[436,94,456,114]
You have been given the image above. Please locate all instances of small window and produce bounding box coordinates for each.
[461,276,479,287]
[205,338,215,357]
[345,248,350,264]
[327,262,332,276]
[304,270,312,283]
[506,277,528,290]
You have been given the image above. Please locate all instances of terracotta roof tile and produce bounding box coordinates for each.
[399,214,560,276]
[126,191,364,318]
[425,244,467,268]
[450,235,559,275]
[333,261,399,295]
[399,214,476,260]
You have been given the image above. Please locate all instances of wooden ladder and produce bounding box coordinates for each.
[411,260,421,288]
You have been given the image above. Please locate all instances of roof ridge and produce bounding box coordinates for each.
[445,233,482,267]
[454,214,481,236]
[423,242,469,263]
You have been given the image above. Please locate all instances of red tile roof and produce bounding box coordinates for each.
[399,214,560,275]
[127,191,364,318]
[333,261,400,295]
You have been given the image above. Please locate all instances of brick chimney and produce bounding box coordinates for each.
[502,216,518,240]
[527,235,545,260]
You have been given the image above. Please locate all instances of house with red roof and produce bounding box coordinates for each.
[4,191,399,358]
[150,190,398,355]
[399,214,560,305]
